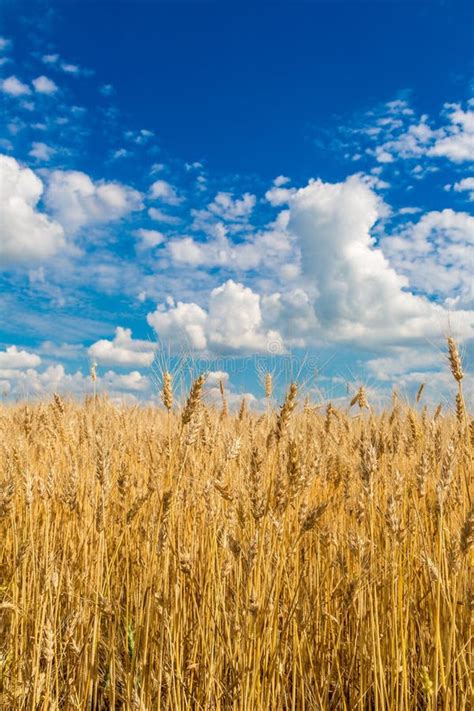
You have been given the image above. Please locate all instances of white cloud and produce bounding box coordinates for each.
[0,346,41,369]
[89,327,156,367]
[147,300,208,350]
[452,176,474,201]
[265,185,296,206]
[354,98,474,169]
[44,170,143,233]
[0,363,150,400]
[149,179,181,205]
[206,280,281,352]
[381,209,474,309]
[168,215,292,272]
[168,236,205,265]
[0,154,65,266]
[428,104,474,163]
[150,175,474,353]
[399,206,422,215]
[148,207,181,224]
[40,54,91,77]
[133,228,165,249]
[147,279,283,354]
[207,191,256,221]
[273,175,290,187]
[103,369,149,391]
[261,288,319,347]
[286,175,473,344]
[206,370,229,387]
[1,76,31,96]
[365,347,442,382]
[32,75,58,95]
[168,224,260,270]
[364,344,474,407]
[29,142,55,162]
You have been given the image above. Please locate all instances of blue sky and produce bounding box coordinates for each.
[0,0,473,407]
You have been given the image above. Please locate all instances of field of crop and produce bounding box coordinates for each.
[0,341,472,710]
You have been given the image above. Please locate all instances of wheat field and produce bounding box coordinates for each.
[0,342,472,710]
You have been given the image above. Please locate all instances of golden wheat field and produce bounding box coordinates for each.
[0,343,472,710]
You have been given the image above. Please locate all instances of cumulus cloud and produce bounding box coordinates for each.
[285,175,473,344]
[32,75,58,95]
[149,179,182,205]
[44,169,143,233]
[147,300,208,350]
[1,75,30,96]
[262,289,319,347]
[147,280,283,354]
[0,346,41,369]
[206,280,281,352]
[148,175,474,354]
[0,154,65,266]
[89,327,157,367]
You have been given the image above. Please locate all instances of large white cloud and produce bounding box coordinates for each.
[285,175,473,344]
[147,175,474,354]
[44,170,143,233]
[206,280,281,352]
[147,300,209,350]
[147,280,282,353]
[89,327,156,366]
[0,154,65,266]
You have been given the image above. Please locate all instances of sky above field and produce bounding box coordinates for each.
[0,0,473,407]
